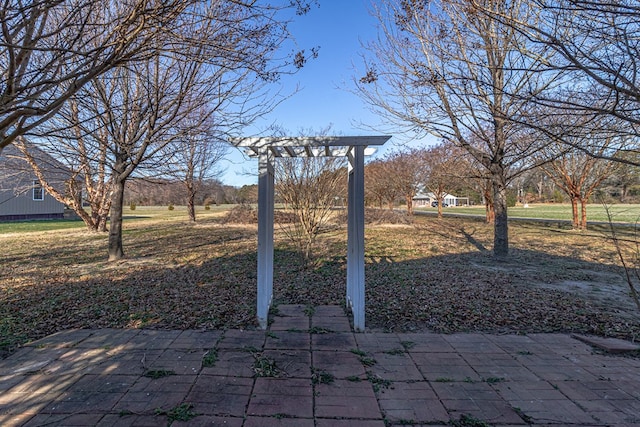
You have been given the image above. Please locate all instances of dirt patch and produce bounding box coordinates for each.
[536,277,640,322]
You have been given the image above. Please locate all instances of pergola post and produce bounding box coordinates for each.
[347,146,366,331]
[257,148,274,329]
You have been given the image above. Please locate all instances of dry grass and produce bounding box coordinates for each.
[1,210,639,359]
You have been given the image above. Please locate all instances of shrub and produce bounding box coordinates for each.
[129,202,136,211]
[335,208,414,225]
[223,204,257,224]
[168,204,175,211]
[204,204,211,211]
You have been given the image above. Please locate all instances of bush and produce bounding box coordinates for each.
[223,204,257,224]
[204,204,211,211]
[168,204,175,211]
[335,208,414,225]
[129,202,136,211]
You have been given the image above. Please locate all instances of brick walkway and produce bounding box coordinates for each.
[1,305,639,426]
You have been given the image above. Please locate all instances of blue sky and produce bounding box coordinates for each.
[220,0,415,186]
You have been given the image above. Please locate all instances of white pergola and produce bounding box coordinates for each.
[230,136,391,331]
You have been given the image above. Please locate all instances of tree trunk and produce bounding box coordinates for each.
[484,187,495,224]
[405,195,414,215]
[108,178,126,261]
[492,172,508,258]
[570,196,580,229]
[621,184,628,203]
[98,215,108,233]
[187,186,196,222]
[580,198,588,230]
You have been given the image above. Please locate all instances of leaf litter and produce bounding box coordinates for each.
[1,214,639,359]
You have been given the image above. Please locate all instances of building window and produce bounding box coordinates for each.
[33,181,44,201]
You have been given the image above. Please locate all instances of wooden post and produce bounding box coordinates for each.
[257,148,274,329]
[347,145,365,331]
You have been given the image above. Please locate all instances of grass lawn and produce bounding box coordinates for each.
[1,206,639,359]
[418,203,640,224]
[0,204,234,234]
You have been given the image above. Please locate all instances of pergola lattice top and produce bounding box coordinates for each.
[230,135,391,331]
[231,136,390,158]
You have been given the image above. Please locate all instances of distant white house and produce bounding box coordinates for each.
[413,192,465,207]
[0,144,70,221]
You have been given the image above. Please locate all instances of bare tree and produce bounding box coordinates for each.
[276,156,345,266]
[0,0,194,154]
[160,44,286,221]
[365,158,398,209]
[604,153,640,203]
[384,148,425,215]
[162,107,229,222]
[422,142,465,218]
[472,0,640,165]
[17,1,318,260]
[357,0,556,257]
[15,98,114,231]
[535,115,624,229]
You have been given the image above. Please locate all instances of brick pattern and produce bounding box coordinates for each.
[1,306,640,426]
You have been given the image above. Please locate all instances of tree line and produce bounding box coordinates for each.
[365,142,639,226]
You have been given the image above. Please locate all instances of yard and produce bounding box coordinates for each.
[2,205,639,359]
[417,203,640,223]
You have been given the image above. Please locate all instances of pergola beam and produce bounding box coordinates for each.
[230,135,391,332]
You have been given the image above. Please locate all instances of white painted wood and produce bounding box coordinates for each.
[347,145,366,331]
[256,149,274,329]
[230,135,391,148]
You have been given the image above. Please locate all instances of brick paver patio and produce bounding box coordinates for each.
[1,305,639,426]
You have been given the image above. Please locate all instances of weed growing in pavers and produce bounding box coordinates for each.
[385,348,405,355]
[286,328,306,333]
[351,348,377,367]
[367,372,392,392]
[269,305,280,316]
[242,345,261,353]
[304,306,315,316]
[202,349,218,367]
[266,331,279,339]
[350,348,367,357]
[359,355,377,367]
[449,414,491,427]
[309,326,333,334]
[155,403,198,422]
[464,377,475,383]
[252,353,281,377]
[435,377,454,383]
[483,377,505,384]
[118,410,134,417]
[143,369,175,379]
[346,375,362,382]
[517,350,533,355]
[312,369,335,385]
[513,407,533,423]
[398,419,417,425]
[400,341,415,350]
[274,413,294,419]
